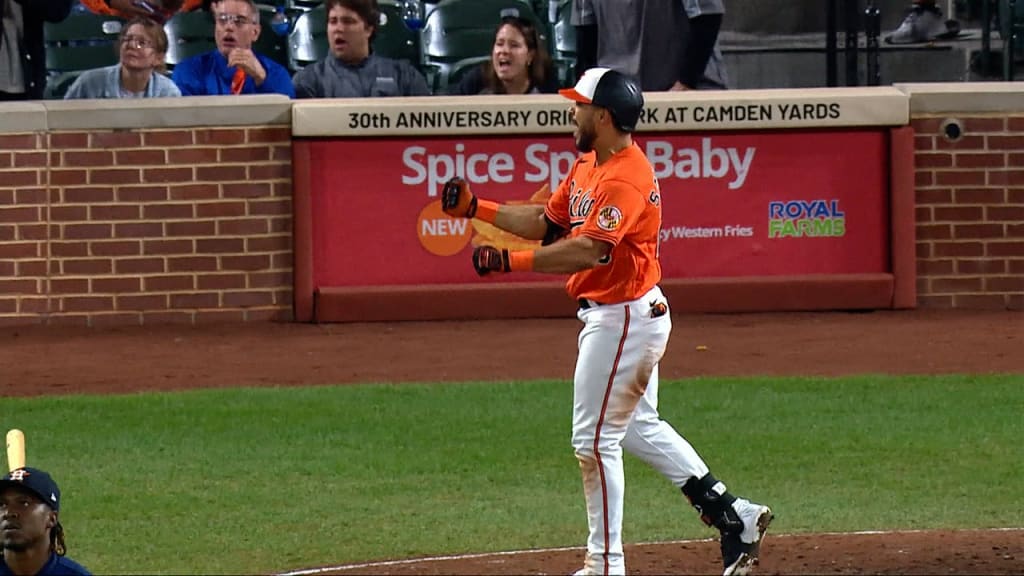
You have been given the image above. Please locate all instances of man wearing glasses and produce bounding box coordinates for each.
[171,0,294,96]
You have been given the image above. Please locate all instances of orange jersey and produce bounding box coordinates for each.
[545,142,662,304]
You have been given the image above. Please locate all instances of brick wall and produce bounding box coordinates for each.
[0,126,292,327]
[0,133,48,323]
[912,114,1024,310]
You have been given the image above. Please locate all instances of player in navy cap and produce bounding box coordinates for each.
[0,467,90,576]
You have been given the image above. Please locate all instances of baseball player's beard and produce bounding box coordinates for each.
[1,533,37,552]
[574,125,596,153]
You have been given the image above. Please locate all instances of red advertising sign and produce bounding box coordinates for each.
[308,130,889,288]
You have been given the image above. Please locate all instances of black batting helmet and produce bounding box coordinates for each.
[559,67,644,133]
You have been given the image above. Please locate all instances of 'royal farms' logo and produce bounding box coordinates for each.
[768,199,846,238]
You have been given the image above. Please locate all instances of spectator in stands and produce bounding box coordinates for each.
[64,17,180,98]
[79,0,200,23]
[450,15,557,95]
[171,0,294,96]
[676,0,728,91]
[293,0,430,98]
[572,0,728,91]
[886,0,961,44]
[0,0,73,100]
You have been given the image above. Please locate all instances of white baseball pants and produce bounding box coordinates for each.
[572,285,711,576]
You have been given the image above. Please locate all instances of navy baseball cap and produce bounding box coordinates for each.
[0,467,61,512]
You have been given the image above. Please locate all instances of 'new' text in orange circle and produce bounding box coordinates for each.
[417,200,473,257]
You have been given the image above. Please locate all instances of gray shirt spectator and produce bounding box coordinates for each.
[293,52,429,98]
[571,0,686,91]
[65,64,181,98]
[293,0,429,98]
[65,17,181,99]
[572,0,727,91]
[681,0,728,90]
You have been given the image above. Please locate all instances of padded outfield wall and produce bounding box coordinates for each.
[0,85,1020,326]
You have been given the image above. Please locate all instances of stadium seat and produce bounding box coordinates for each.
[163,10,216,70]
[43,12,124,99]
[447,54,490,90]
[551,0,575,87]
[377,0,420,64]
[255,5,292,67]
[287,3,326,70]
[419,0,540,93]
[286,0,321,10]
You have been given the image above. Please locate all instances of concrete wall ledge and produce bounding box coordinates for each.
[0,95,291,133]
[3,84,1022,135]
[291,87,910,137]
[896,82,1024,114]
[0,102,47,132]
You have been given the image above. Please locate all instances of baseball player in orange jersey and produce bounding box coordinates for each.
[441,67,773,576]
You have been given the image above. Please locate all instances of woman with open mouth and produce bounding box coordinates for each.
[450,15,557,96]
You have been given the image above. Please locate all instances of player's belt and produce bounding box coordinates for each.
[579,285,663,310]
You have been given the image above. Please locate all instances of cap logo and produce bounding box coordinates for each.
[9,469,28,482]
[596,206,623,231]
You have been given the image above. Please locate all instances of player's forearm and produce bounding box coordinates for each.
[527,236,608,274]
[489,203,547,241]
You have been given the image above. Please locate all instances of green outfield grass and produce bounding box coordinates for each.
[1,374,1022,574]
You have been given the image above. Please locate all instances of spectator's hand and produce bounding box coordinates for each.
[669,81,691,92]
[228,49,267,86]
[109,0,162,19]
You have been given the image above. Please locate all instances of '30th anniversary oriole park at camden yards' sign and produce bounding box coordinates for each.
[304,129,888,287]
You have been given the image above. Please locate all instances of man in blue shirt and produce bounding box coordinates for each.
[0,467,90,576]
[172,0,294,97]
